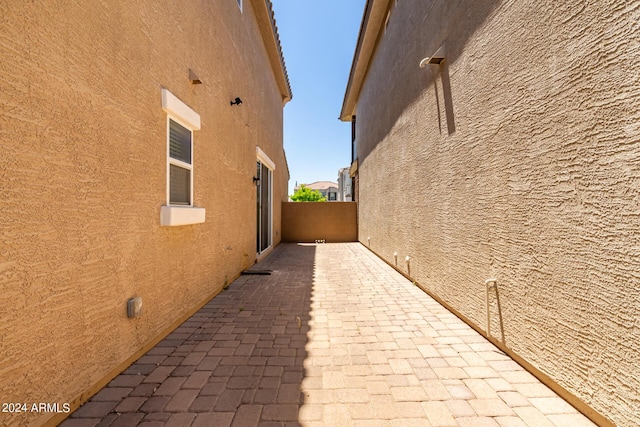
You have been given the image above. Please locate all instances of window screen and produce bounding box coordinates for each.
[169,119,192,164]
[170,164,191,205]
[168,119,192,205]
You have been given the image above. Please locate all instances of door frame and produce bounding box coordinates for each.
[256,147,275,260]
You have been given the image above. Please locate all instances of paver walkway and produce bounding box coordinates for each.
[62,243,597,427]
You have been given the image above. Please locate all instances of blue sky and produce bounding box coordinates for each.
[270,0,366,195]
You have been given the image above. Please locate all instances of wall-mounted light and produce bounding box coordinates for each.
[189,68,202,84]
[230,97,243,106]
[253,176,260,185]
[419,44,445,68]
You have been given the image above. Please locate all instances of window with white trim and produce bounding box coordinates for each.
[168,118,193,205]
[160,88,205,226]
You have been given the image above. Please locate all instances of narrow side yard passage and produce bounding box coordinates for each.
[62,243,596,427]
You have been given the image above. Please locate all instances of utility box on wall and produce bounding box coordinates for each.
[127,297,143,318]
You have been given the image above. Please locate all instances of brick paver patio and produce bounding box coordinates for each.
[61,243,597,427]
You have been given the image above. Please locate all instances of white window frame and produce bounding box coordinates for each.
[166,117,194,206]
[256,146,275,171]
[160,88,205,226]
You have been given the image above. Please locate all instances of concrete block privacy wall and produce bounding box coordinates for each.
[341,0,640,425]
[0,1,290,425]
[282,202,358,243]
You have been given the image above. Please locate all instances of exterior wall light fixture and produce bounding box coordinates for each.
[419,44,445,68]
[230,97,243,106]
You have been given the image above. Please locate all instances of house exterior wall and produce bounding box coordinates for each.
[338,167,353,201]
[321,187,339,201]
[0,1,289,426]
[345,1,640,425]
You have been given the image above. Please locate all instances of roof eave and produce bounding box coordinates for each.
[252,0,293,105]
[340,0,392,121]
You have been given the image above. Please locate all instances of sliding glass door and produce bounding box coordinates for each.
[256,161,272,254]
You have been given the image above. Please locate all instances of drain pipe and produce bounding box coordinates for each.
[485,278,497,338]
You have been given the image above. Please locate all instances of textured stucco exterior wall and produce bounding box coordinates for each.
[282,202,358,243]
[352,1,640,425]
[0,1,288,426]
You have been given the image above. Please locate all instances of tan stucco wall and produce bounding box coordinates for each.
[282,202,358,243]
[351,1,639,425]
[0,2,288,426]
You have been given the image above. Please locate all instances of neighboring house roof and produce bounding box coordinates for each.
[254,0,292,104]
[295,181,339,191]
[340,0,391,121]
